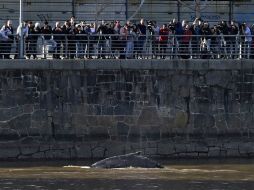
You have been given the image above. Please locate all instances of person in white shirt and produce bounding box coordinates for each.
[242,23,252,59]
[0,20,14,59]
[15,21,29,58]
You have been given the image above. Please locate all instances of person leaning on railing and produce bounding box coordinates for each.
[241,23,252,59]
[228,21,239,59]
[191,18,202,59]
[159,24,169,59]
[97,21,108,59]
[15,20,29,59]
[181,24,192,59]
[52,22,64,59]
[200,22,212,59]
[0,20,14,59]
[136,18,146,59]
[41,21,55,59]
[126,23,136,59]
[26,21,40,59]
[76,23,87,59]
[65,20,76,59]
[119,23,128,59]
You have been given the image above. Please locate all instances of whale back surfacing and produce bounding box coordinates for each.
[91,152,163,169]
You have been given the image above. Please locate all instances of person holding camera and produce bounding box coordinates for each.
[137,18,146,59]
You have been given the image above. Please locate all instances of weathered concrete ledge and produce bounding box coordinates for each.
[0,59,253,160]
[0,59,250,70]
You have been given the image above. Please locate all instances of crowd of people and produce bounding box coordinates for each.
[0,16,253,59]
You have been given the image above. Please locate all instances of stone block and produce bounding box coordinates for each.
[144,147,157,156]
[31,109,47,121]
[174,111,188,129]
[91,146,107,158]
[20,145,40,155]
[22,104,34,113]
[192,113,215,129]
[0,142,20,158]
[157,142,175,155]
[9,114,31,135]
[175,144,187,154]
[208,147,221,157]
[0,107,23,122]
[140,126,161,140]
[105,141,127,157]
[0,128,20,139]
[239,142,254,155]
[75,143,92,158]
[206,71,232,88]
[137,106,161,126]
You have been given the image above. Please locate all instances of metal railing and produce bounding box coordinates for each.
[0,34,253,60]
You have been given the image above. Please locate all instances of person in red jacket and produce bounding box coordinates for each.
[181,24,192,59]
[159,24,169,59]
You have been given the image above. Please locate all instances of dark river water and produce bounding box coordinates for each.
[0,159,254,190]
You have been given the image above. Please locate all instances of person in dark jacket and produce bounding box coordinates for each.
[159,24,169,59]
[26,21,40,59]
[136,18,146,59]
[76,24,87,59]
[41,21,52,58]
[175,21,184,58]
[52,22,64,59]
[66,21,76,59]
[97,20,108,59]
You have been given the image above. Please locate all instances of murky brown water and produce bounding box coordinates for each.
[0,159,254,190]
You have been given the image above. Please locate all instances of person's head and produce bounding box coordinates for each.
[81,21,86,27]
[115,20,120,27]
[126,20,131,26]
[24,20,28,25]
[124,24,128,29]
[7,20,12,27]
[28,21,34,28]
[55,21,61,28]
[162,24,167,29]
[242,22,247,29]
[140,18,145,25]
[65,20,70,27]
[204,22,209,28]
[77,24,82,31]
[70,16,75,22]
[35,22,40,29]
[182,19,187,27]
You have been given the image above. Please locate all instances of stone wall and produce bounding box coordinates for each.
[0,59,254,160]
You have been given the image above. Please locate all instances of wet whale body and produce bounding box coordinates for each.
[91,152,163,169]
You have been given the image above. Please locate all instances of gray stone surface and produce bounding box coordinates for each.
[0,59,252,159]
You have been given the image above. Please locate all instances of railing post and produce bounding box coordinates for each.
[87,34,90,58]
[19,0,24,59]
[65,35,68,58]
